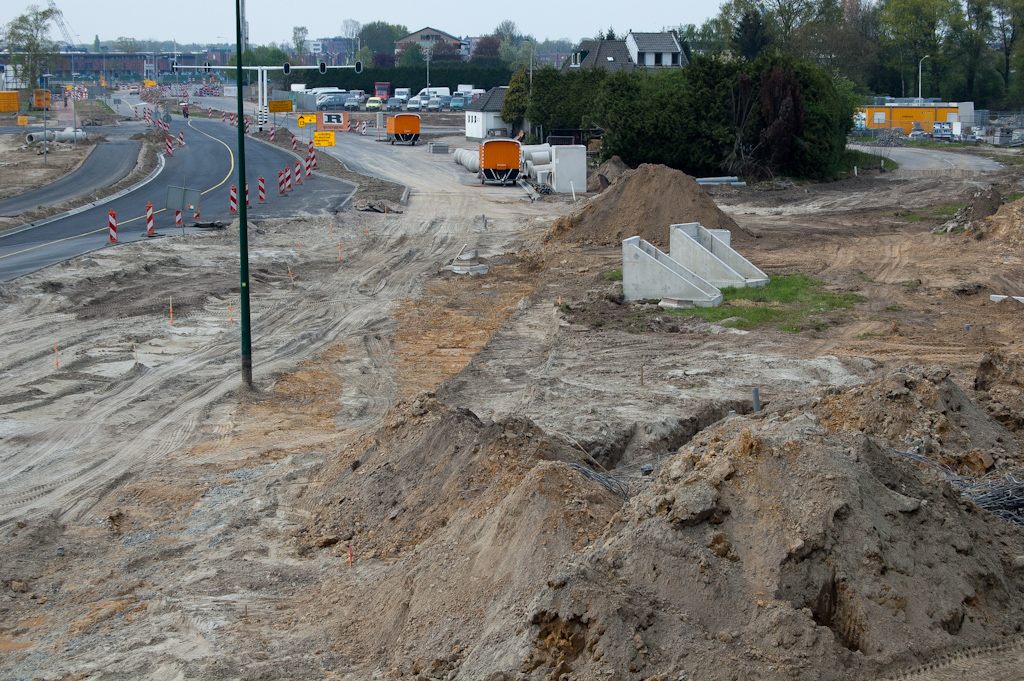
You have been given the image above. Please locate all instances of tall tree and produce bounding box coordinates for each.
[292,26,308,63]
[358,21,407,57]
[948,0,993,99]
[501,68,529,129]
[877,0,957,98]
[2,5,59,88]
[474,35,501,58]
[93,34,99,52]
[430,41,462,62]
[732,10,773,59]
[991,0,1021,91]
[341,18,360,61]
[398,42,423,66]
[114,36,141,53]
[494,20,523,44]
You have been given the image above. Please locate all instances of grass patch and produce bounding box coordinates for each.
[1005,191,1024,203]
[885,304,903,311]
[664,274,863,332]
[900,202,966,223]
[905,140,979,149]
[858,331,887,338]
[843,149,899,172]
[601,268,623,281]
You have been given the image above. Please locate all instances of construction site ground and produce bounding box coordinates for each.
[2,132,1024,681]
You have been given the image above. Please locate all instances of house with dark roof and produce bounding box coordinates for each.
[561,40,635,73]
[625,31,687,68]
[395,27,463,55]
[465,86,511,140]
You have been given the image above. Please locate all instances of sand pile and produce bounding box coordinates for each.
[978,193,1024,241]
[297,379,1024,680]
[941,188,1003,234]
[549,164,748,249]
[586,155,630,192]
[976,349,1024,433]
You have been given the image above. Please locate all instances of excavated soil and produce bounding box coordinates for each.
[549,164,751,249]
[587,155,630,192]
[2,143,1024,681]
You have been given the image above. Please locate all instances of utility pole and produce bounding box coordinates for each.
[234,0,253,386]
[918,54,930,100]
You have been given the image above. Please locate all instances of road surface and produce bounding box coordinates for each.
[0,116,354,281]
[849,143,1004,172]
[0,140,141,217]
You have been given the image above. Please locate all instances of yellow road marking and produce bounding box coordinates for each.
[0,121,236,261]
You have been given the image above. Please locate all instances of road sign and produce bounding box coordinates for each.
[17,116,27,126]
[166,185,202,213]
[296,114,316,128]
[317,111,348,131]
[268,100,293,113]
[314,131,336,147]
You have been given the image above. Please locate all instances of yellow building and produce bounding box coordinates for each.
[859,102,976,134]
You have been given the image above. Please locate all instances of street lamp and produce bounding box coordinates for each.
[41,72,54,165]
[71,72,79,149]
[918,54,930,100]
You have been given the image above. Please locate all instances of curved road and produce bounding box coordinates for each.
[0,140,141,218]
[0,116,354,281]
[849,143,1004,171]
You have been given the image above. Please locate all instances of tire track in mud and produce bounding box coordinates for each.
[883,636,1024,680]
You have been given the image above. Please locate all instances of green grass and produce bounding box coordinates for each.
[843,149,899,172]
[601,268,623,281]
[900,202,966,223]
[1006,191,1024,203]
[905,140,979,149]
[858,331,887,338]
[664,274,864,331]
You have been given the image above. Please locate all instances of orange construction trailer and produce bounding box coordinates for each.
[859,102,974,134]
[386,113,420,145]
[478,139,521,185]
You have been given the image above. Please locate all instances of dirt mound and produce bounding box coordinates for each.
[940,187,1002,234]
[549,163,749,249]
[976,350,1024,433]
[295,381,1024,680]
[586,155,630,192]
[813,365,1021,475]
[979,193,1024,241]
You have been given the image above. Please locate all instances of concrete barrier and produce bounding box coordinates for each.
[622,236,723,306]
[669,223,768,289]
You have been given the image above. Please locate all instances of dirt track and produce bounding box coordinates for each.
[2,137,1024,679]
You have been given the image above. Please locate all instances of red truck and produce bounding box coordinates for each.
[374,82,390,99]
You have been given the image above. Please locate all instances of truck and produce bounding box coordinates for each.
[374,81,390,99]
[456,84,473,96]
[394,87,411,102]
[415,86,451,99]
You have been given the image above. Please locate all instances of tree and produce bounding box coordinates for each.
[494,20,522,44]
[474,35,501,58]
[114,36,141,53]
[292,26,308,63]
[359,21,407,56]
[431,41,462,62]
[877,0,958,99]
[2,6,59,88]
[499,37,532,68]
[372,51,394,68]
[398,43,423,66]
[93,34,99,52]
[731,10,772,59]
[501,68,529,128]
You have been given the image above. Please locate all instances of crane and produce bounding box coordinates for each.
[46,0,80,52]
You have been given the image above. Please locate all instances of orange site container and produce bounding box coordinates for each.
[861,105,961,134]
[385,113,420,145]
[33,89,51,110]
[0,91,19,113]
[478,139,521,185]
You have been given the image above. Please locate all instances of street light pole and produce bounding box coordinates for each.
[234,0,253,387]
[918,54,930,100]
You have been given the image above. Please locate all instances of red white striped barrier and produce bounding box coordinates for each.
[286,168,292,191]
[175,210,182,226]
[108,210,117,242]
[245,181,250,207]
[258,176,266,203]
[270,127,275,142]
[165,136,173,156]
[133,106,139,118]
[312,150,317,169]
[178,130,185,146]
[291,134,297,151]
[305,156,312,178]
[245,118,250,134]
[229,185,238,213]
[361,121,367,135]
[294,161,302,185]
[221,111,226,123]
[308,139,314,157]
[194,203,200,220]
[278,170,285,195]
[145,201,154,234]
[208,107,213,117]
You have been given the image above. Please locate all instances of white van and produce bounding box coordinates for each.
[394,87,411,102]
[415,87,451,99]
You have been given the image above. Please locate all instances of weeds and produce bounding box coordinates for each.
[601,268,623,281]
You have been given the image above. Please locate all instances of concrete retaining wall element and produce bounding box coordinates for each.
[669,223,768,288]
[551,145,587,194]
[622,236,723,306]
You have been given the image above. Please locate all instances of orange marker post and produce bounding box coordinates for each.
[169,296,173,325]
[55,345,58,368]
[338,244,341,261]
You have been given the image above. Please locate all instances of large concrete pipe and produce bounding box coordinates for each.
[26,128,86,144]
[454,148,480,173]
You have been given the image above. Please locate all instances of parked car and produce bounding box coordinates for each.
[366,96,383,111]
[317,95,347,111]
[344,96,361,111]
[449,96,465,111]
[439,95,452,109]
[385,97,403,111]
[394,87,411,102]
[426,97,442,112]
[406,96,423,111]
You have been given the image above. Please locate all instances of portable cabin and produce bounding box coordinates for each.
[478,139,521,185]
[386,113,420,145]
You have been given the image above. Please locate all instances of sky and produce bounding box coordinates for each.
[2,0,724,48]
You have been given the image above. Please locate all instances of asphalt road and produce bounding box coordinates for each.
[0,116,355,282]
[0,140,141,218]
[849,143,1004,171]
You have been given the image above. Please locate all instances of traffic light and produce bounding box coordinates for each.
[282,62,290,75]
[318,61,327,74]
[204,62,211,74]
[354,61,362,74]
[169,60,177,72]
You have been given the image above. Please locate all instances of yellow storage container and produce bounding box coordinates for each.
[33,89,51,110]
[0,91,19,113]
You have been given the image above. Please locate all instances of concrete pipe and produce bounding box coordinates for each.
[520,143,551,164]
[530,151,551,166]
[25,130,55,144]
[54,128,86,142]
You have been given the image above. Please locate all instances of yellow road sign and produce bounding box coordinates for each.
[17,116,28,126]
[314,131,336,147]
[296,114,316,128]
[268,100,292,113]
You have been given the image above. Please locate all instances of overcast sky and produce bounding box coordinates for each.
[3,0,724,47]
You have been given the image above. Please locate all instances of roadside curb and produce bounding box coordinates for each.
[0,149,166,240]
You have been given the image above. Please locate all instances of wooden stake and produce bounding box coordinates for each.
[640,365,644,386]
[338,244,341,261]
[288,267,295,286]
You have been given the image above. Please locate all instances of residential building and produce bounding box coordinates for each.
[624,31,687,68]
[465,86,511,141]
[395,27,463,55]
[561,40,635,73]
